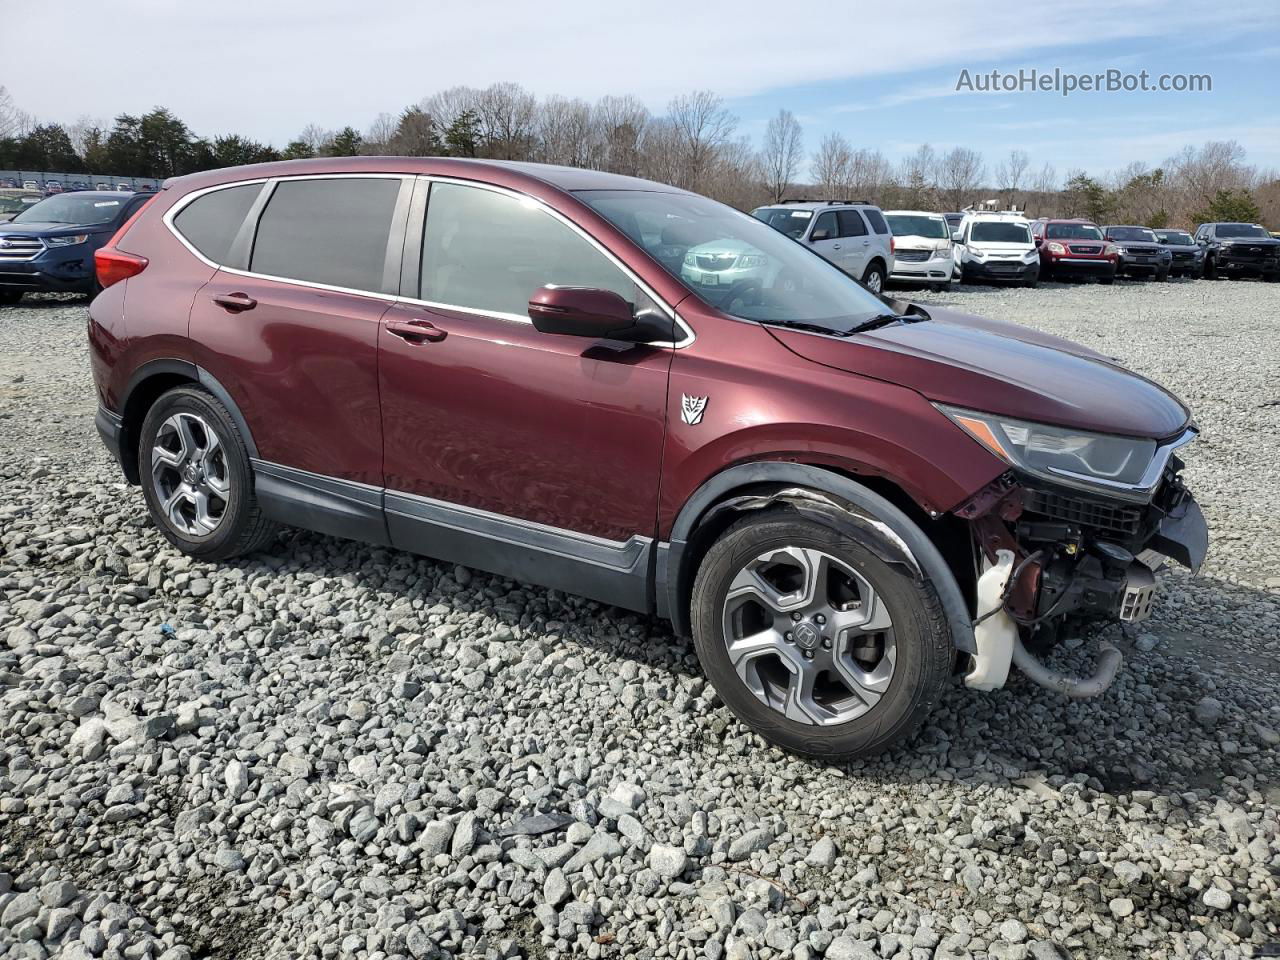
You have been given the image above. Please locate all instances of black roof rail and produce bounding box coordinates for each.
[779,198,872,206]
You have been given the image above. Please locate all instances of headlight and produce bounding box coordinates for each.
[1047,242,1066,255]
[1022,248,1039,262]
[1104,243,1119,255]
[938,405,1160,492]
[683,253,695,266]
[969,248,987,261]
[45,234,89,247]
[737,255,766,268]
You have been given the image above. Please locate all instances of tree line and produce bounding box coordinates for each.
[1,82,1276,227]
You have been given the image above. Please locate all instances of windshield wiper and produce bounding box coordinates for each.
[849,303,932,334]
[759,319,855,337]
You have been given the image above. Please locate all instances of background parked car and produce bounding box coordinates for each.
[952,212,1039,286]
[1103,225,1172,281]
[884,210,954,290]
[751,200,893,293]
[0,190,153,303]
[1153,228,1205,278]
[0,190,42,223]
[1193,222,1280,281]
[1031,218,1117,284]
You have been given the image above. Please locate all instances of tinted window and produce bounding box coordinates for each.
[838,210,868,237]
[1045,222,1103,240]
[885,214,948,239]
[970,221,1032,243]
[173,184,260,264]
[1106,227,1156,242]
[420,182,635,316]
[811,211,838,240]
[251,178,401,291]
[751,206,812,239]
[13,193,127,226]
[862,208,889,234]
[1216,223,1268,238]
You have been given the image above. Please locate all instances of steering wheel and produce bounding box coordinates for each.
[720,278,763,313]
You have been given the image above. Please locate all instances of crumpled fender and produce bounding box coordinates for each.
[662,462,975,653]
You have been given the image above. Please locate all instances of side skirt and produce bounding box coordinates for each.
[385,491,652,613]
[252,460,391,547]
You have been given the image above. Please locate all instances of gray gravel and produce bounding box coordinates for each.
[1,280,1277,960]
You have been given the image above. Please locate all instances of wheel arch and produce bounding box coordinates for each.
[117,359,258,483]
[660,461,975,654]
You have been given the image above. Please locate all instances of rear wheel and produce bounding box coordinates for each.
[861,262,886,295]
[0,290,23,305]
[691,511,952,759]
[139,385,277,561]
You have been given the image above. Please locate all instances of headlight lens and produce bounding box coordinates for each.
[969,248,987,261]
[737,255,766,268]
[1104,243,1120,255]
[1022,248,1039,262]
[1047,242,1066,255]
[45,234,89,247]
[938,405,1159,490]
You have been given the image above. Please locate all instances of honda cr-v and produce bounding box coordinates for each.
[88,158,1207,759]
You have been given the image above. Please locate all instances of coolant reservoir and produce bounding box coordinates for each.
[966,549,1017,691]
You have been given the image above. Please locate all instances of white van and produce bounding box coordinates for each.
[884,210,955,290]
[953,212,1040,287]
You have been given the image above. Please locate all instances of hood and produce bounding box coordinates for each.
[969,240,1033,253]
[894,234,950,251]
[1219,236,1280,247]
[0,222,109,236]
[768,303,1190,440]
[1159,242,1199,251]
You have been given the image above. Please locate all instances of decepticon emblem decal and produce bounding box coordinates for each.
[681,394,708,426]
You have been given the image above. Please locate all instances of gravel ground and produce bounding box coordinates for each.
[1,278,1277,960]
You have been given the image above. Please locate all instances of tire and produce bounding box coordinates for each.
[1156,268,1169,282]
[1099,272,1115,285]
[1204,257,1217,280]
[861,262,886,295]
[690,510,952,760]
[0,290,23,305]
[138,385,277,561]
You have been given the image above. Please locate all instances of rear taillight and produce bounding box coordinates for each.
[890,236,896,254]
[95,248,149,288]
[94,193,160,288]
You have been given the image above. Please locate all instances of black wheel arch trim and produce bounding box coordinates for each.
[113,359,260,482]
[660,462,975,653]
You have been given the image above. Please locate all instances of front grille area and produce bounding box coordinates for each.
[894,249,931,263]
[0,236,44,261]
[1171,251,1195,260]
[1068,244,1102,255]
[695,254,738,272]
[1125,245,1159,256]
[1221,244,1277,262]
[1025,488,1145,538]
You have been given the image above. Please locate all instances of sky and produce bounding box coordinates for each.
[6,0,1279,180]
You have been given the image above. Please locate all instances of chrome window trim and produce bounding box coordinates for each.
[161,171,696,348]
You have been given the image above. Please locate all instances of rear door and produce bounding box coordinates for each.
[838,209,872,277]
[186,175,411,500]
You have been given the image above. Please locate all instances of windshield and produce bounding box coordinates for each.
[1216,223,1269,238]
[579,190,890,333]
[970,221,1031,244]
[12,194,126,226]
[1106,227,1156,242]
[1045,222,1103,240]
[886,214,948,239]
[1157,231,1194,245]
[751,206,813,239]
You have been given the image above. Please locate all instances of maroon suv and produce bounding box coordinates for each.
[1031,218,1119,282]
[88,158,1207,759]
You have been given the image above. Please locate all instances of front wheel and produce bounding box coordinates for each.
[861,262,886,295]
[0,289,23,305]
[690,511,952,759]
[139,385,277,561]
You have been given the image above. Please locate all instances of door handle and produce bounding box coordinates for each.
[831,243,841,250]
[212,292,257,312]
[386,318,447,343]
[862,239,871,246]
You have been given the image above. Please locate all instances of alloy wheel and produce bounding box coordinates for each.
[150,412,231,536]
[721,546,896,726]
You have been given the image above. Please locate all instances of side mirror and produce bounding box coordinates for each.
[809,229,832,242]
[528,286,667,343]
[1034,237,1043,246]
[951,231,964,244]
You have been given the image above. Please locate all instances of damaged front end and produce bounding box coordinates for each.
[953,435,1208,698]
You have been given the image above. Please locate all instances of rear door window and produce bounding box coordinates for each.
[250,178,402,292]
[837,210,868,238]
[172,184,262,264]
[418,182,638,317]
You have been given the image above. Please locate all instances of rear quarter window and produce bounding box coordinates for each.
[862,209,889,234]
[250,178,402,292]
[173,183,263,265]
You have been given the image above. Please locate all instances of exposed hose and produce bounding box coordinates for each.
[1011,637,1123,699]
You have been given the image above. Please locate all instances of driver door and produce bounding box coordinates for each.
[377,179,674,609]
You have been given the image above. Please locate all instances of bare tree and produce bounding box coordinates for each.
[938,147,985,211]
[706,136,766,209]
[538,95,595,167]
[994,149,1030,207]
[848,148,891,200]
[474,82,538,160]
[811,132,853,197]
[363,112,398,153]
[760,109,803,202]
[0,85,34,139]
[666,91,736,191]
[593,95,649,176]
[297,123,335,155]
[897,144,938,209]
[420,86,481,132]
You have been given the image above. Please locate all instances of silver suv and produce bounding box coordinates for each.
[751,200,894,294]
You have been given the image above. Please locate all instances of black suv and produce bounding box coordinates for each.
[1102,225,1171,281]
[1153,229,1205,279]
[1193,222,1280,281]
